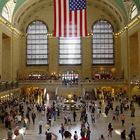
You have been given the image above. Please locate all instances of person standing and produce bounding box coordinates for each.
[7,127,13,140]
[129,123,136,140]
[131,106,135,117]
[26,111,30,124]
[86,126,91,140]
[108,123,113,137]
[38,119,43,134]
[73,111,77,122]
[14,127,23,140]
[80,131,88,140]
[31,112,36,125]
[63,131,73,140]
[64,114,67,125]
[59,123,65,139]
[91,114,95,124]
[73,131,78,140]
[120,113,125,127]
[67,113,72,125]
[121,130,126,140]
[84,114,88,123]
[45,128,58,140]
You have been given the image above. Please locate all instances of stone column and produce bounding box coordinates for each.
[114,35,122,76]
[138,31,140,77]
[48,37,58,75]
[82,36,92,79]
[0,31,2,80]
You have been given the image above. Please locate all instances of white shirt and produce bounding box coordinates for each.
[39,120,43,126]
[14,134,23,140]
[17,115,22,122]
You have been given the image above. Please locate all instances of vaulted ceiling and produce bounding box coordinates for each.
[1,0,139,15]
[0,0,140,31]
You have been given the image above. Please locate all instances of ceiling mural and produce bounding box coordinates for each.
[0,0,139,24]
[0,0,9,12]
[133,0,140,10]
[13,0,25,13]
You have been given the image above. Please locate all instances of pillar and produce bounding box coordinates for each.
[0,31,2,80]
[48,37,58,75]
[138,31,140,76]
[82,36,92,79]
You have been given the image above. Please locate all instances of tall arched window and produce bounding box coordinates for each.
[2,0,16,22]
[2,6,10,21]
[59,37,81,65]
[130,5,138,19]
[92,20,114,65]
[26,21,48,65]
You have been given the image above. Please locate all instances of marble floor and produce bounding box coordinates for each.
[0,100,140,140]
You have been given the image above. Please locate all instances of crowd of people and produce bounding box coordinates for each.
[0,93,138,140]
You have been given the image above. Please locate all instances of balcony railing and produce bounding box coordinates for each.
[0,81,18,92]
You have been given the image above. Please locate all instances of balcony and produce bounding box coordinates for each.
[0,81,18,92]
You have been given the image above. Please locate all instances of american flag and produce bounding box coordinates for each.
[54,0,87,37]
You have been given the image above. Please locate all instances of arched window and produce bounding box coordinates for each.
[26,21,48,65]
[92,20,114,65]
[2,6,10,21]
[130,5,138,19]
[2,0,16,22]
[59,37,81,65]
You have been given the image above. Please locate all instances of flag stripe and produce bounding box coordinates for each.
[61,0,64,36]
[54,0,56,36]
[77,10,80,36]
[85,8,87,36]
[66,0,69,36]
[72,11,75,37]
[80,10,82,36]
[74,10,77,36]
[58,0,61,37]
[82,10,85,36]
[56,0,59,37]
[69,10,72,36]
[64,0,67,37]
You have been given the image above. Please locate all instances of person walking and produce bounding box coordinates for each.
[31,112,36,125]
[59,123,65,139]
[129,123,136,140]
[63,131,73,140]
[120,113,125,127]
[130,106,135,117]
[7,127,13,140]
[108,123,113,137]
[64,114,67,125]
[73,111,77,122]
[67,113,72,125]
[86,126,91,140]
[121,129,126,140]
[14,127,24,140]
[91,113,95,124]
[38,119,43,134]
[99,134,105,140]
[45,128,58,140]
[73,131,78,140]
[80,131,88,140]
